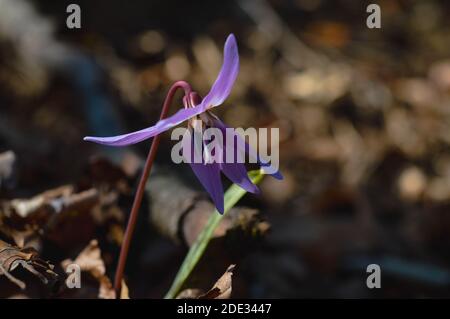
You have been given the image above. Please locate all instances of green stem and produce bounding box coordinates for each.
[164,170,264,299]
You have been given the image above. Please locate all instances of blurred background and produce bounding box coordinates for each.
[0,0,450,298]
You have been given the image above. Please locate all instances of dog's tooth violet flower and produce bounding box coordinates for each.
[84,34,282,213]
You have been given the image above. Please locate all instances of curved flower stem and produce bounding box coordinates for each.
[114,80,192,298]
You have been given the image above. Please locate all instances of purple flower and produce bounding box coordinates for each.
[84,34,282,213]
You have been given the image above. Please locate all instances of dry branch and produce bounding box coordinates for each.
[146,166,270,247]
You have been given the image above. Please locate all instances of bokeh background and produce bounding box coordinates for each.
[1,0,450,298]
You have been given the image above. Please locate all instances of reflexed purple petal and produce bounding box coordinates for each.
[189,162,224,214]
[213,118,260,193]
[202,34,239,109]
[83,105,205,146]
[259,161,283,180]
[221,162,260,194]
[246,145,283,180]
[84,34,239,147]
[213,117,283,180]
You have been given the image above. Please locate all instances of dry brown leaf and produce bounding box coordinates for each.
[0,239,57,289]
[0,186,101,254]
[0,186,99,246]
[61,239,115,299]
[199,264,235,299]
[120,279,130,299]
[177,264,235,299]
[176,288,203,299]
[5,186,98,220]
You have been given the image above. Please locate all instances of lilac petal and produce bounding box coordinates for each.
[215,119,260,193]
[201,34,239,109]
[83,105,205,146]
[189,162,224,214]
[221,162,260,194]
[237,134,283,180]
[83,34,239,147]
[182,128,224,213]
[213,118,283,180]
[259,161,283,180]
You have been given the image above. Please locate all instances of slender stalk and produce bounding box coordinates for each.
[164,170,264,299]
[114,81,192,298]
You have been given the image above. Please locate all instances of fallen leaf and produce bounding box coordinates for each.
[176,265,235,299]
[0,186,99,248]
[120,279,130,299]
[175,288,203,299]
[199,264,235,299]
[61,239,115,299]
[0,239,58,290]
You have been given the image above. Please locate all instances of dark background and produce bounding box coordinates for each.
[1,0,450,298]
